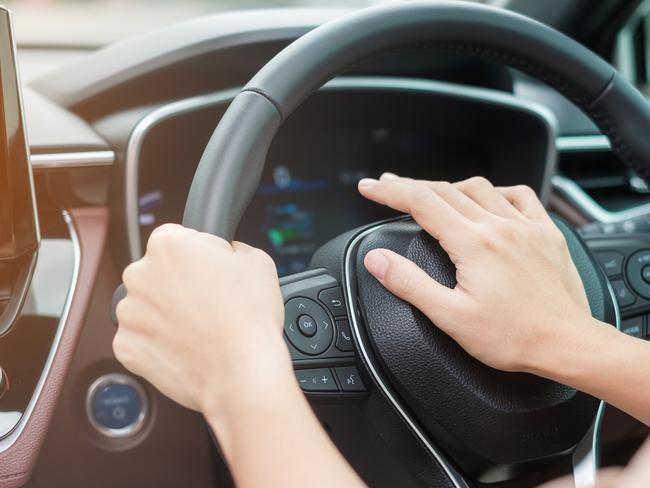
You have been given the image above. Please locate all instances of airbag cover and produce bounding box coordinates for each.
[353,219,615,465]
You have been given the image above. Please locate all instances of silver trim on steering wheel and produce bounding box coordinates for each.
[343,220,613,488]
[343,221,470,488]
[572,279,620,488]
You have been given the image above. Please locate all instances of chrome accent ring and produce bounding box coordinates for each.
[85,373,149,439]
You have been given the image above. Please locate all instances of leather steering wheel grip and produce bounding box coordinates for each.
[182,1,650,238]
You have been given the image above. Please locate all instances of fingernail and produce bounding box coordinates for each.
[365,249,390,281]
[358,178,378,189]
[380,172,399,180]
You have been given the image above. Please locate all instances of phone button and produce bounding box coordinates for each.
[335,320,354,352]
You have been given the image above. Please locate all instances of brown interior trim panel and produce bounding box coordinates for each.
[0,207,107,488]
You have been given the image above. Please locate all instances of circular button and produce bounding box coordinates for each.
[298,314,317,337]
[642,265,650,284]
[86,374,148,438]
[284,298,334,355]
[626,250,650,299]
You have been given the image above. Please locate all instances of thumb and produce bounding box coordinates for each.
[363,248,456,321]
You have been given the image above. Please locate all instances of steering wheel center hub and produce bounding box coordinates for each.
[347,220,615,467]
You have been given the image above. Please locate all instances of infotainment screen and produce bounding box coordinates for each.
[0,8,37,261]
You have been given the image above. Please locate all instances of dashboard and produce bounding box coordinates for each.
[135,79,554,276]
[7,6,650,488]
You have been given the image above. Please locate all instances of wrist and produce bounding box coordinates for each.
[522,312,608,382]
[204,368,303,460]
[200,333,299,442]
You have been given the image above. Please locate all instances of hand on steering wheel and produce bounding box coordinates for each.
[359,173,593,375]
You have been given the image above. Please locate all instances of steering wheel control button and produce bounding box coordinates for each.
[642,266,650,284]
[626,250,650,299]
[621,316,645,338]
[297,314,317,337]
[593,251,624,277]
[86,374,148,438]
[284,298,334,355]
[611,280,636,308]
[295,368,338,392]
[335,320,354,352]
[334,366,366,392]
[318,287,347,317]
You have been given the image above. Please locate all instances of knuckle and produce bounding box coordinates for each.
[408,186,434,215]
[147,224,183,252]
[114,297,134,327]
[513,184,536,199]
[121,262,142,289]
[465,176,491,190]
[473,227,500,251]
[549,225,568,247]
[252,247,275,267]
[410,184,432,203]
[432,181,454,194]
[112,332,131,365]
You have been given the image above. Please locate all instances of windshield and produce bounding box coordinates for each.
[4,0,496,48]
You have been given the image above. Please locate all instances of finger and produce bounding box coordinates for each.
[364,248,458,324]
[381,173,518,219]
[453,177,521,218]
[496,185,551,222]
[380,174,496,221]
[358,178,472,241]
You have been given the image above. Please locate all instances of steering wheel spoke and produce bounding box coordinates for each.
[279,270,367,396]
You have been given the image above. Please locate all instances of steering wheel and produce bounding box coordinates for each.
[178,2,640,486]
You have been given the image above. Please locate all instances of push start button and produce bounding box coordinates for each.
[86,374,148,438]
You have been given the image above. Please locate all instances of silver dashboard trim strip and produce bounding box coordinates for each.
[124,87,241,261]
[31,150,116,169]
[0,210,80,453]
[552,174,650,224]
[556,135,611,152]
[343,222,468,488]
[124,77,559,262]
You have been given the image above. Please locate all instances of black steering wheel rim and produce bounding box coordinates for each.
[183,0,650,239]
[179,0,632,482]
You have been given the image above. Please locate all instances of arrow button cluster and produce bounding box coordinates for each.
[283,297,334,356]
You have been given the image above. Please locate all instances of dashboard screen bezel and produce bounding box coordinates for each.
[0,6,38,262]
[131,79,557,275]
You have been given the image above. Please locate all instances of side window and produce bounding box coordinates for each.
[614,0,650,93]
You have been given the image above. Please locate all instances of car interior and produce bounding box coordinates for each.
[1,0,650,487]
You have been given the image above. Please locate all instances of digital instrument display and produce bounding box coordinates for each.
[139,126,490,276]
[0,8,37,261]
[137,87,551,277]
